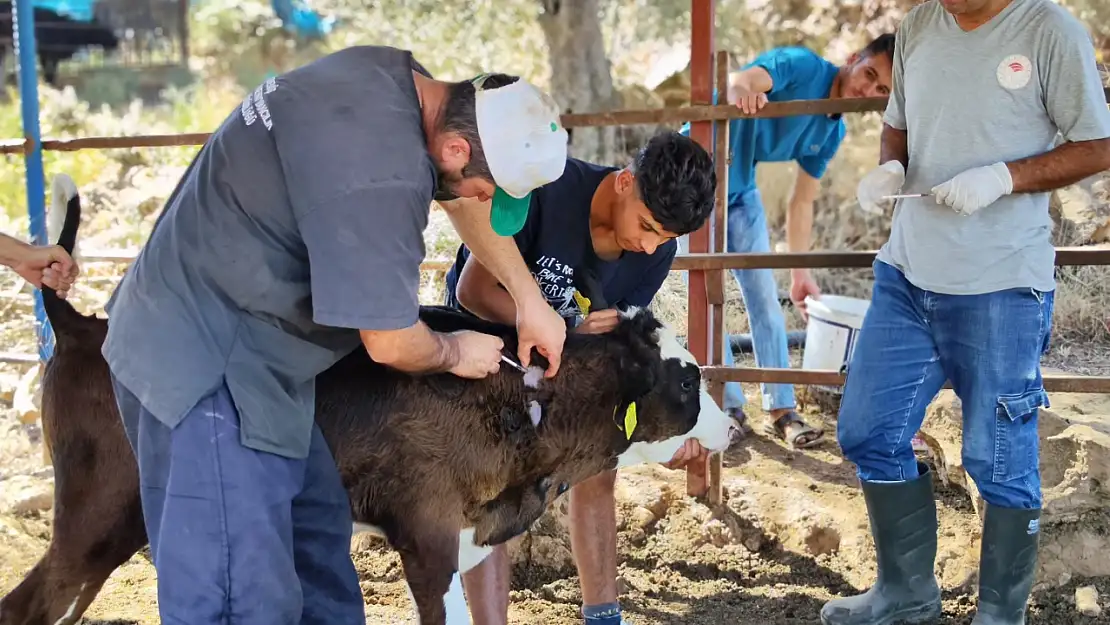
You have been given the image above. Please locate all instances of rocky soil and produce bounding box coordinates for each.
[2,372,1107,624]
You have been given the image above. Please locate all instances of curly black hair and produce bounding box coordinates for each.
[630,131,717,236]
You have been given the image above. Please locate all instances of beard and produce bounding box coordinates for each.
[433,168,464,202]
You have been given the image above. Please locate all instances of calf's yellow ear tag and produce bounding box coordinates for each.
[573,289,591,316]
[623,402,638,440]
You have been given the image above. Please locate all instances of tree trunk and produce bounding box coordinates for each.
[537,0,618,165]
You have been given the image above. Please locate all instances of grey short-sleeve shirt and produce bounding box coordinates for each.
[101,45,438,459]
[876,0,1110,295]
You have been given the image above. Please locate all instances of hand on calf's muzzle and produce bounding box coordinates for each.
[661,438,709,470]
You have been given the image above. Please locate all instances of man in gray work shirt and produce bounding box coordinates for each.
[102,45,570,624]
[822,1,1110,624]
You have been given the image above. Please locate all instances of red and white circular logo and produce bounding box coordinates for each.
[997,54,1033,90]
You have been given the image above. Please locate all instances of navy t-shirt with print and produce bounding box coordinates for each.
[443,158,676,324]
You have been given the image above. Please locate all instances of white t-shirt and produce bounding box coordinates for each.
[877,0,1110,295]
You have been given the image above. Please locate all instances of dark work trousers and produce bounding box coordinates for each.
[110,375,365,625]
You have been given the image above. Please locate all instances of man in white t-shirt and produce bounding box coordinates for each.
[822,1,1110,624]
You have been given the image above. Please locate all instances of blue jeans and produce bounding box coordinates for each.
[836,260,1053,509]
[111,376,365,625]
[678,187,795,412]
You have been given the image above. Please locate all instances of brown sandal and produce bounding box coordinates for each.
[727,407,754,438]
[762,411,825,449]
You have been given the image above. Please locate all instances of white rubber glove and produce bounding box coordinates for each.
[930,162,1013,217]
[856,160,906,216]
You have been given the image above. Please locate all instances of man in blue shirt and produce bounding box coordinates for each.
[443,131,717,625]
[680,34,895,449]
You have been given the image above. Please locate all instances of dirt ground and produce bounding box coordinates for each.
[2,363,1107,625]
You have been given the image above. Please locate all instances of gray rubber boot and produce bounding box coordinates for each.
[970,505,1041,625]
[820,461,942,625]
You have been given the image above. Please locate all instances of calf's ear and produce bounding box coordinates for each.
[473,477,553,546]
[571,257,610,311]
[617,351,657,405]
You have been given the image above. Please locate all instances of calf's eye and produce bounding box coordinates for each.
[681,380,694,392]
[557,483,569,496]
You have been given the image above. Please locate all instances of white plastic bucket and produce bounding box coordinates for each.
[801,294,871,394]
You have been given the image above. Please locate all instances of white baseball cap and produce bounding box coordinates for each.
[473,74,569,236]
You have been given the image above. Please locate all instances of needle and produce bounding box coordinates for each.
[501,354,527,373]
[882,192,932,200]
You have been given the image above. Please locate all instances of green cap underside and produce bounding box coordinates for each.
[490,187,531,236]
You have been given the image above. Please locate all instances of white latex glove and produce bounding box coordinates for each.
[856,160,906,216]
[930,162,1013,217]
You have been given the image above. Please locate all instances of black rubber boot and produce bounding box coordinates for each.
[820,461,942,625]
[970,505,1041,625]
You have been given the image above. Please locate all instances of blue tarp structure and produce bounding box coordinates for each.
[270,0,334,39]
[32,0,94,21]
[28,0,335,39]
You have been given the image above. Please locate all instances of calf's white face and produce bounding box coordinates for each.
[614,308,738,469]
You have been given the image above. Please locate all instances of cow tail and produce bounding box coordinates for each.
[41,173,87,339]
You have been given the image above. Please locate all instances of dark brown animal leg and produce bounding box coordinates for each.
[1,396,148,625]
[395,528,466,625]
[0,508,146,625]
[473,475,560,547]
[1,561,108,625]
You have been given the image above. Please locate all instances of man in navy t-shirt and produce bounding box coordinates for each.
[679,34,895,450]
[443,131,716,625]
